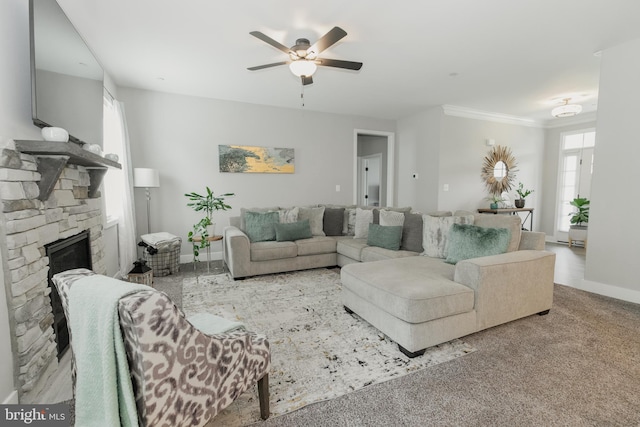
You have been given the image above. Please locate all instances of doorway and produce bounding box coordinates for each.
[555,129,595,242]
[354,130,395,206]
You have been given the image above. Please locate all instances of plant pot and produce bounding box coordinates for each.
[515,199,525,208]
[490,203,498,210]
[568,225,588,247]
[206,223,216,237]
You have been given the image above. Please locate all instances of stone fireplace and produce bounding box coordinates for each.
[0,140,119,403]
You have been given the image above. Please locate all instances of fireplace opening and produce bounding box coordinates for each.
[45,230,92,358]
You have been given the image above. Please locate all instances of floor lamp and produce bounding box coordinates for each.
[133,168,160,235]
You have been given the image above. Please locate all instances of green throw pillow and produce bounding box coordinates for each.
[275,219,313,242]
[244,211,280,242]
[445,223,511,265]
[367,223,403,251]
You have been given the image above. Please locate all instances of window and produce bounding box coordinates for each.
[102,94,125,222]
[557,130,595,233]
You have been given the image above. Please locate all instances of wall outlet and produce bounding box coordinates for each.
[443,184,449,191]
[335,184,341,192]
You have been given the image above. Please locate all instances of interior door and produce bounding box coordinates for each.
[359,154,381,206]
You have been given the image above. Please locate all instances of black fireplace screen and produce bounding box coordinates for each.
[45,230,92,358]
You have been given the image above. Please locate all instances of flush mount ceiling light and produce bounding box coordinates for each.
[552,98,583,118]
[289,59,317,77]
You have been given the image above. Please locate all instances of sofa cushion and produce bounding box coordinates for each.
[244,211,280,242]
[299,206,326,236]
[275,220,312,242]
[323,207,345,236]
[422,214,474,258]
[401,212,424,252]
[361,246,420,263]
[367,224,403,251]
[445,224,511,265]
[250,241,297,261]
[337,238,368,262]
[296,236,338,256]
[474,214,521,252]
[344,208,357,236]
[341,257,474,324]
[354,208,374,239]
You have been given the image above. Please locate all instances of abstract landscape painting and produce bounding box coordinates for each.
[218,145,295,173]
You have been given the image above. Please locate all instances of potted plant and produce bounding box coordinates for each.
[515,182,534,208]
[486,194,505,210]
[185,187,234,261]
[568,197,589,247]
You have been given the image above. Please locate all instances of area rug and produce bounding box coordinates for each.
[182,268,476,426]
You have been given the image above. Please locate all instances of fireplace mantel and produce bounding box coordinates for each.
[15,140,122,200]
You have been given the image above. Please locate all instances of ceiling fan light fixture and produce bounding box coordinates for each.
[552,98,583,118]
[289,60,317,77]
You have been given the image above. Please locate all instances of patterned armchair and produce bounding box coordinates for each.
[52,268,271,426]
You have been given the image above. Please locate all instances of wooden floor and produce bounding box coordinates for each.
[33,242,586,404]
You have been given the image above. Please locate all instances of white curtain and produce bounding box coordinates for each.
[104,97,138,278]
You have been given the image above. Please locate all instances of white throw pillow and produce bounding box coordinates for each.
[422,214,474,258]
[278,206,299,223]
[298,206,325,236]
[354,208,374,239]
[379,209,405,227]
[344,208,357,236]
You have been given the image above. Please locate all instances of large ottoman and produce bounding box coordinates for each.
[341,256,477,357]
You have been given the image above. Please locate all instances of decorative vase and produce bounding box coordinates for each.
[515,199,525,208]
[490,202,498,209]
[41,127,69,142]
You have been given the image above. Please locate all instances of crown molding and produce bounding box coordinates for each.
[442,105,542,128]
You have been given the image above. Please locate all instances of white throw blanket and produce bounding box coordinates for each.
[69,275,150,427]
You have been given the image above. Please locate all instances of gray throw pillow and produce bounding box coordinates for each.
[367,223,403,251]
[275,220,313,241]
[445,224,511,264]
[323,207,345,236]
[244,211,279,242]
[298,206,326,236]
[401,212,424,252]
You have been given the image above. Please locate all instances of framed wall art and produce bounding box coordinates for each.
[219,145,295,173]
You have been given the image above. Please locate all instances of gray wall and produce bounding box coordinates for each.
[0,0,44,404]
[396,107,545,228]
[583,37,640,302]
[118,87,396,259]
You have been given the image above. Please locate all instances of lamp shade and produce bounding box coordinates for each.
[133,168,160,188]
[289,60,317,77]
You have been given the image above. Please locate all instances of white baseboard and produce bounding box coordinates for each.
[567,279,640,305]
[2,389,18,404]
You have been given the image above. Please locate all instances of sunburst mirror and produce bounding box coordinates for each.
[481,145,518,195]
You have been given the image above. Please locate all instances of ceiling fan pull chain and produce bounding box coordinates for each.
[301,81,305,108]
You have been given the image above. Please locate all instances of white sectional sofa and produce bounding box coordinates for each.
[223,205,556,356]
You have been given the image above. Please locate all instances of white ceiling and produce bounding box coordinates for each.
[56,0,640,124]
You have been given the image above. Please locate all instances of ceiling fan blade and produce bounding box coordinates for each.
[247,61,289,71]
[307,26,347,57]
[317,58,363,71]
[249,31,292,55]
[301,75,313,85]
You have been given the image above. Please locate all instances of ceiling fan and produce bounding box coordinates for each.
[247,26,363,85]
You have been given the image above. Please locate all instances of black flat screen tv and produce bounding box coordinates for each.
[29,0,104,146]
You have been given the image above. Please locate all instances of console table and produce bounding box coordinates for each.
[191,235,223,272]
[477,207,534,231]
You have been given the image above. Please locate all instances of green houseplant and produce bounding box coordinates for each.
[486,194,505,210]
[515,182,534,208]
[185,187,234,261]
[568,197,589,247]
